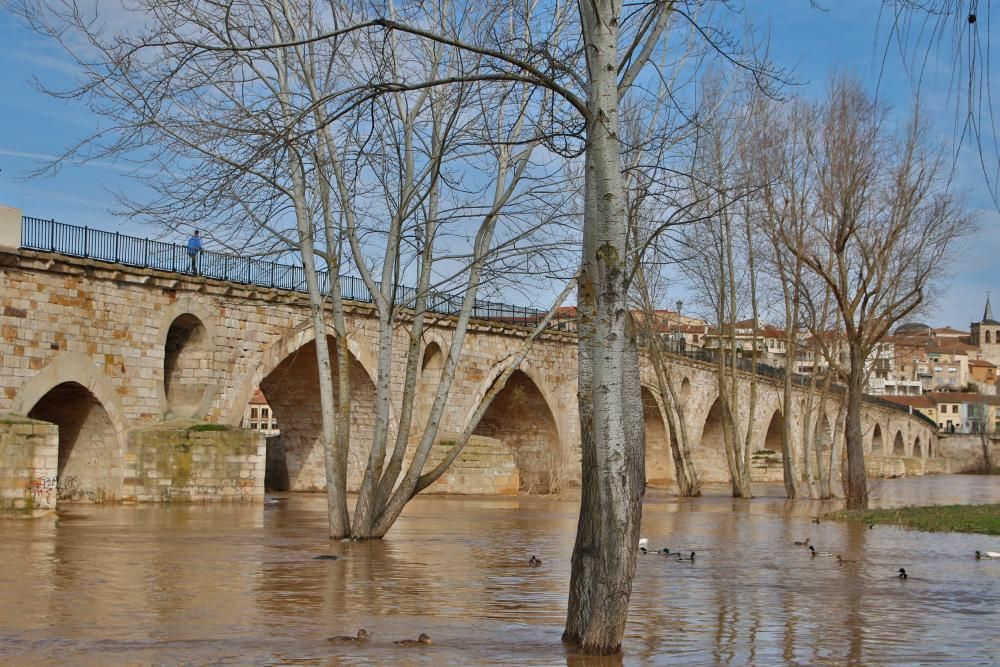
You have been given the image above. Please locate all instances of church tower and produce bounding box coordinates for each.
[971,295,1000,365]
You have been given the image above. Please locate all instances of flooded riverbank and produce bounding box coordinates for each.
[1,475,998,665]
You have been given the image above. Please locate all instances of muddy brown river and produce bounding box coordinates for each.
[1,475,998,665]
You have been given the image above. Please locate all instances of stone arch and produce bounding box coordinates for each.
[225,321,376,427]
[154,298,218,420]
[27,381,123,502]
[471,368,562,492]
[256,332,378,492]
[413,336,449,433]
[892,430,906,456]
[421,341,445,371]
[871,423,884,454]
[642,386,673,488]
[679,377,692,403]
[815,412,834,457]
[913,436,922,458]
[12,352,130,439]
[463,359,565,452]
[753,407,785,482]
[693,395,730,483]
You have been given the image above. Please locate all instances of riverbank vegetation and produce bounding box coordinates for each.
[827,504,1000,535]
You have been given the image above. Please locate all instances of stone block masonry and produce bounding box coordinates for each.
[0,246,943,512]
[125,422,264,502]
[422,435,520,495]
[0,414,58,516]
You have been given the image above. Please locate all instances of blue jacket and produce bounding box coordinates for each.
[187,235,202,255]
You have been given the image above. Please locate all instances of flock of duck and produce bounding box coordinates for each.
[637,538,696,561]
[632,519,1000,582]
[327,629,432,647]
[325,529,1000,649]
[788,520,1000,580]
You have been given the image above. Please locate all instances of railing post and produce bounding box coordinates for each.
[114,231,120,263]
[50,218,56,251]
[83,226,88,258]
[144,237,149,266]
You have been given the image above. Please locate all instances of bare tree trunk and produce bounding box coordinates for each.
[563,0,645,653]
[664,370,701,496]
[275,36,350,537]
[844,347,869,508]
[827,394,848,497]
[632,268,700,496]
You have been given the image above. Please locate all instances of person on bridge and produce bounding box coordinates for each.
[187,230,202,275]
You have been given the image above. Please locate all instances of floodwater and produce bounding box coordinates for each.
[1,476,999,666]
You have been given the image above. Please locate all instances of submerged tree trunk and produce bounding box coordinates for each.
[660,363,701,496]
[564,0,645,653]
[843,346,869,508]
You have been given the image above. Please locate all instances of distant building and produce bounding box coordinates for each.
[242,388,279,435]
[926,392,1000,434]
[968,359,998,395]
[971,295,1000,366]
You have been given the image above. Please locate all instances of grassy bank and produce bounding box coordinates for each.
[825,504,1000,535]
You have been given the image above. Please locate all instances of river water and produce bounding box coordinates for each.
[1,475,998,666]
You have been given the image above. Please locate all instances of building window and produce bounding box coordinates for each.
[250,407,259,419]
[953,405,960,413]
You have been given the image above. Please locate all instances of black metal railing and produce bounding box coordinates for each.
[21,216,556,328]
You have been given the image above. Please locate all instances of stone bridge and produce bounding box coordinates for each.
[0,228,941,511]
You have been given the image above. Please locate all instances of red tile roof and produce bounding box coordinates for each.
[926,392,1000,405]
[880,395,936,409]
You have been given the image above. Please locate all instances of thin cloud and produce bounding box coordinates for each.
[0,148,155,175]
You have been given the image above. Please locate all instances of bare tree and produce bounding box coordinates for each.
[18,0,778,653]
[783,75,973,508]
[15,0,576,540]
[753,96,815,499]
[676,78,764,498]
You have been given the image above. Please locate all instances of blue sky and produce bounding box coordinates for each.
[0,1,996,328]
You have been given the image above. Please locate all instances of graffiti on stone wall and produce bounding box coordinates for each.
[28,470,58,505]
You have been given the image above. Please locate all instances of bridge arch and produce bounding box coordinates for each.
[469,363,562,493]
[693,394,731,483]
[871,423,884,455]
[815,412,834,458]
[893,430,906,456]
[754,405,785,482]
[248,325,379,491]
[914,436,922,458]
[23,376,125,502]
[12,352,130,438]
[642,386,673,488]
[226,321,376,426]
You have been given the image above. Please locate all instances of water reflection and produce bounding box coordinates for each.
[0,476,997,665]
